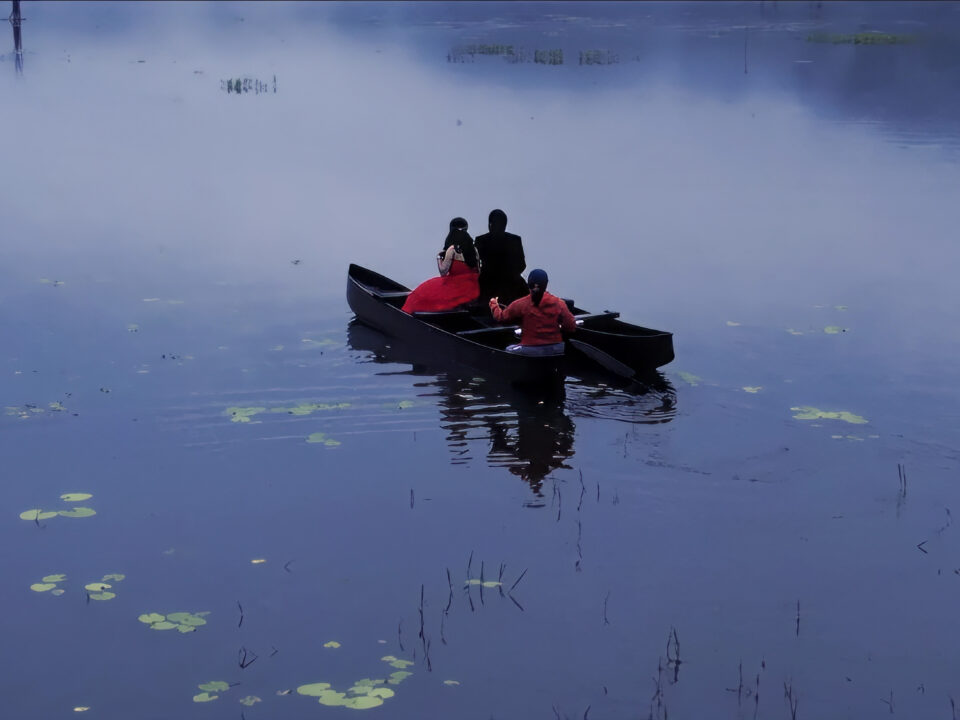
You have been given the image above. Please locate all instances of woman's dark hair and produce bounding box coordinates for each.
[443,227,478,269]
[527,268,548,306]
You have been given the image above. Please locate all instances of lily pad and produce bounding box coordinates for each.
[58,507,96,518]
[225,406,266,423]
[367,687,394,699]
[193,692,218,703]
[388,671,412,684]
[791,406,867,424]
[60,493,92,502]
[101,574,125,582]
[198,681,229,692]
[342,695,383,709]
[824,326,846,334]
[51,589,66,596]
[20,509,58,521]
[42,574,67,583]
[89,591,116,601]
[323,641,341,648]
[725,321,741,327]
[677,371,701,387]
[464,579,501,587]
[250,558,266,564]
[30,583,56,592]
[85,582,112,592]
[239,696,261,706]
[167,612,206,626]
[139,613,165,624]
[397,400,415,409]
[150,621,178,630]
[786,328,804,336]
[742,386,762,393]
[443,680,460,686]
[306,432,341,446]
[297,683,332,697]
[176,624,196,633]
[316,690,349,706]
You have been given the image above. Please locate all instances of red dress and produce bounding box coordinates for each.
[402,260,480,313]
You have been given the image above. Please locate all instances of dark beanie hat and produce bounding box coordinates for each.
[450,217,468,231]
[527,269,548,288]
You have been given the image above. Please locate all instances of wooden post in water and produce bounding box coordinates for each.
[9,0,23,74]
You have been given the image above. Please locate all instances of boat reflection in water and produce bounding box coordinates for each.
[347,321,675,502]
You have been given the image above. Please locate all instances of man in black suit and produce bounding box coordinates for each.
[474,209,529,305]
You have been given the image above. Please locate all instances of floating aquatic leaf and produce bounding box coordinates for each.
[464,579,501,587]
[824,326,846,334]
[143,298,160,302]
[127,324,140,332]
[85,582,112,592]
[677,371,701,387]
[725,321,741,327]
[316,690,349,706]
[397,400,415,409]
[367,688,394,699]
[323,641,341,648]
[60,493,92,502]
[786,328,804,336]
[742,386,762,393]
[102,574,125,582]
[58,507,96,518]
[380,655,397,662]
[89,591,116,601]
[193,692,218,703]
[386,659,413,669]
[250,558,266,564]
[342,695,383,709]
[49,402,66,412]
[276,689,292,696]
[270,345,284,351]
[306,432,341,446]
[791,406,867,424]
[225,406,266,423]
[835,305,848,311]
[20,509,58,521]
[443,680,460,686]
[51,589,66,596]
[239,696,261,706]
[297,683,332,697]
[150,621,178,630]
[198,681,229,692]
[42,574,66,583]
[73,707,90,712]
[167,612,206,626]
[139,613,165,624]
[354,679,386,687]
[388,671,412,684]
[176,624,196,633]
[30,583,56,592]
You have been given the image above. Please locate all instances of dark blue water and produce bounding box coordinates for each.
[3,2,960,718]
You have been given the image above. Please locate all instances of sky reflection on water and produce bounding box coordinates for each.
[3,3,960,718]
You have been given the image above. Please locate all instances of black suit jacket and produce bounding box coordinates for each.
[474,231,528,304]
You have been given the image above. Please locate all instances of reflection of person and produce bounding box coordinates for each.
[402,218,480,313]
[488,269,576,355]
[474,209,528,305]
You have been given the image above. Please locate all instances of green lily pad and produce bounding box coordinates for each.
[239,696,261,706]
[791,406,868,424]
[198,681,229,692]
[367,687,394,699]
[85,582,112,592]
[342,695,383,709]
[824,326,846,334]
[176,624,196,633]
[150,621,178,630]
[89,591,116,601]
[386,659,413,669]
[443,680,460,686]
[297,683,332,697]
[397,400,415,409]
[388,671,412,684]
[464,579,501,587]
[193,692,218,703]
[725,321,741,327]
[168,612,206,626]
[101,574,125,582]
[742,386,762,393]
[58,507,96,518]
[323,641,341,648]
[51,588,66,596]
[139,613,165,624]
[225,406,266,423]
[42,574,67,583]
[60,493,92,502]
[30,583,56,592]
[677,371,701,387]
[786,328,804,336]
[316,691,349,706]
[20,509,58,521]
[306,432,341,446]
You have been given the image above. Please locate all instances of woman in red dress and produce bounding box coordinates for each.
[402,218,480,313]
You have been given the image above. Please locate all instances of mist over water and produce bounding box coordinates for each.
[2,3,960,718]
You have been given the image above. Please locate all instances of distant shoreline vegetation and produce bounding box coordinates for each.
[806,32,916,45]
[220,75,277,95]
[447,45,620,65]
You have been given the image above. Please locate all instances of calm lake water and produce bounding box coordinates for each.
[3,2,960,718]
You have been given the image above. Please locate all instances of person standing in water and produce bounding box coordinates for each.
[474,209,528,305]
[488,269,576,355]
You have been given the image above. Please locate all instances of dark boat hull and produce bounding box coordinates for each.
[347,264,564,386]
